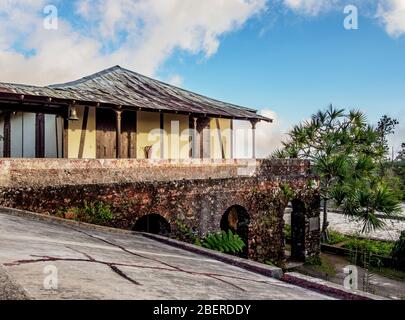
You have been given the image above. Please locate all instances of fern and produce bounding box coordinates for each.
[202,230,245,254]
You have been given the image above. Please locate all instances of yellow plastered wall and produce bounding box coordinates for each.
[68,106,96,159]
[164,114,190,159]
[210,118,231,159]
[137,111,161,159]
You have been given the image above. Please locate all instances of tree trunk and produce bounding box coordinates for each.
[321,198,329,242]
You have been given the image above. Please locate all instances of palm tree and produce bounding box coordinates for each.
[273,105,398,239]
[331,181,401,233]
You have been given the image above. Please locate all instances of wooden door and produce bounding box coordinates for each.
[96,108,116,159]
[121,111,137,158]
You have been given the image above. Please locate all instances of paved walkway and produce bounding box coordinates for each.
[0,211,333,300]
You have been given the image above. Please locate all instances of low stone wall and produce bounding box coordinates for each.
[0,158,310,187]
[0,158,319,265]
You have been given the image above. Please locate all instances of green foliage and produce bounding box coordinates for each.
[377,115,399,157]
[381,166,404,200]
[343,238,394,258]
[304,255,322,266]
[281,183,294,200]
[272,106,401,235]
[391,152,405,200]
[334,182,401,233]
[202,230,245,254]
[326,230,348,245]
[174,220,201,246]
[64,201,113,225]
[82,201,113,225]
[304,255,337,277]
[392,231,405,271]
[283,224,292,240]
[397,143,405,161]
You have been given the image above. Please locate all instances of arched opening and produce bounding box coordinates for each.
[220,205,250,258]
[290,199,306,261]
[133,214,171,236]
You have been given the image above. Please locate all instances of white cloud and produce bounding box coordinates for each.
[167,74,183,87]
[283,0,338,16]
[234,109,288,159]
[0,0,267,85]
[388,110,405,158]
[255,109,288,158]
[376,0,405,37]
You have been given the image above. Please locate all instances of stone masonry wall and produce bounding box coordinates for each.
[0,159,320,265]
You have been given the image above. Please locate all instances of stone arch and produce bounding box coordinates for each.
[133,214,171,236]
[290,199,306,261]
[220,205,250,258]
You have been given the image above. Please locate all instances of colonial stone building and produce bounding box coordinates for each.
[0,66,320,266]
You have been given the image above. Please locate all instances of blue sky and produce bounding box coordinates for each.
[161,5,405,126]
[0,0,404,156]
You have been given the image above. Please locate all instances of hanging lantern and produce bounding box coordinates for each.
[68,106,79,121]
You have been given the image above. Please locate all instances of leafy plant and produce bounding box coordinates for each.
[392,231,405,271]
[343,238,394,258]
[334,182,401,233]
[63,201,113,225]
[281,183,294,200]
[304,255,322,266]
[326,230,348,245]
[202,230,245,254]
[174,220,201,246]
[283,223,292,241]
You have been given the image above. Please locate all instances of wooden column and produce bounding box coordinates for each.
[63,117,69,159]
[250,119,259,159]
[160,113,164,159]
[230,119,234,159]
[35,113,45,158]
[197,117,211,159]
[78,107,89,159]
[3,112,11,158]
[115,110,122,159]
[191,116,198,158]
[215,118,225,159]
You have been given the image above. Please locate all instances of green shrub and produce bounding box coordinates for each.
[326,230,348,245]
[64,201,113,225]
[281,183,294,200]
[202,230,245,254]
[304,255,322,266]
[392,231,405,271]
[174,220,201,245]
[82,201,113,225]
[343,238,394,258]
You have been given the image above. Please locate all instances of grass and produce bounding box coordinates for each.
[325,230,394,258]
[304,255,337,277]
[370,266,405,282]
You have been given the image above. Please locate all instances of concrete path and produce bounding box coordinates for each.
[0,211,333,300]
